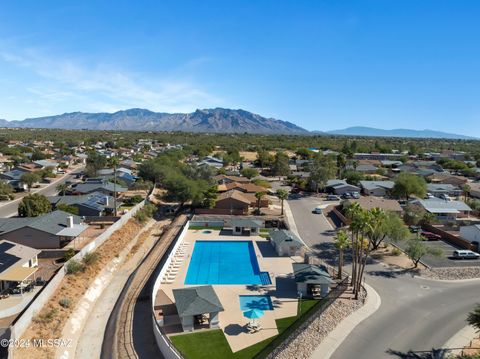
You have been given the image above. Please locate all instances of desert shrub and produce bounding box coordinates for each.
[124,195,144,206]
[82,252,100,266]
[33,308,58,324]
[66,259,85,274]
[63,248,76,261]
[391,248,402,256]
[59,297,71,308]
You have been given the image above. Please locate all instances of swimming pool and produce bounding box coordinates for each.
[239,295,273,311]
[184,240,271,285]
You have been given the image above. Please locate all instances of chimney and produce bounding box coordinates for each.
[67,216,74,228]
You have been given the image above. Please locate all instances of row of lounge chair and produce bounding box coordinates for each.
[161,242,190,284]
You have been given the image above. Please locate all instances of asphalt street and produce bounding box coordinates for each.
[0,167,84,218]
[287,194,480,359]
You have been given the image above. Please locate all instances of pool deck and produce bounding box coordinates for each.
[157,229,302,352]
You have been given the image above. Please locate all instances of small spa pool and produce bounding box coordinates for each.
[239,295,273,311]
[202,230,212,234]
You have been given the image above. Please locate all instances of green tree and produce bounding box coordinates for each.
[240,168,259,179]
[271,152,290,177]
[202,186,218,208]
[86,151,107,177]
[405,237,442,267]
[295,148,311,160]
[256,150,273,168]
[18,193,52,217]
[0,181,13,200]
[310,153,337,192]
[20,172,40,192]
[57,203,80,215]
[343,170,364,186]
[56,183,69,196]
[276,189,289,216]
[392,173,427,200]
[467,304,480,333]
[463,184,471,201]
[334,230,350,279]
[255,191,266,214]
[368,210,409,250]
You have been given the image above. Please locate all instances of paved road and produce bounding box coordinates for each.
[0,166,84,218]
[287,194,480,359]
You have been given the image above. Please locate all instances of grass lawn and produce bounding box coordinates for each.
[170,299,321,359]
[188,226,224,231]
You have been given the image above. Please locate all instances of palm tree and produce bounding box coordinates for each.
[334,230,350,279]
[463,184,471,201]
[276,189,289,216]
[467,304,480,333]
[255,191,266,214]
[108,156,120,216]
[56,183,69,196]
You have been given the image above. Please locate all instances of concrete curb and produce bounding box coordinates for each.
[442,325,477,354]
[310,283,381,359]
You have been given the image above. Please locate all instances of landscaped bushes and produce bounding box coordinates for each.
[134,203,157,223]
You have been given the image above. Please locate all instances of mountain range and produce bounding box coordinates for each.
[324,126,476,140]
[0,109,476,139]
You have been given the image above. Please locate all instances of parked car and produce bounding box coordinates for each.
[409,225,421,233]
[342,192,353,199]
[313,207,322,214]
[421,231,442,240]
[326,195,340,201]
[453,250,480,259]
[351,192,360,199]
[440,194,452,201]
[426,193,435,199]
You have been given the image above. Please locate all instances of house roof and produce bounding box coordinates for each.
[0,210,86,237]
[292,263,332,285]
[427,183,460,192]
[0,240,40,275]
[214,175,250,183]
[270,229,304,249]
[415,198,472,214]
[350,197,402,212]
[217,190,251,204]
[173,285,224,317]
[359,180,395,191]
[73,181,127,194]
[33,160,58,168]
[231,218,262,228]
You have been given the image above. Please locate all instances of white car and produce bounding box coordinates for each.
[313,207,322,214]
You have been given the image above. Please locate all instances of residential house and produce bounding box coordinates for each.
[346,164,378,174]
[198,156,223,169]
[0,210,88,249]
[359,180,395,197]
[217,182,266,194]
[470,183,480,199]
[412,198,472,221]
[350,197,403,214]
[33,160,59,170]
[214,190,251,214]
[231,218,262,236]
[96,168,137,187]
[0,240,40,293]
[353,153,406,161]
[0,170,28,191]
[427,183,462,198]
[48,192,119,217]
[428,173,468,186]
[293,263,332,298]
[270,229,304,257]
[71,179,127,197]
[326,180,360,195]
[214,175,250,184]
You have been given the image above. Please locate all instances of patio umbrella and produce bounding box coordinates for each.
[243,309,264,325]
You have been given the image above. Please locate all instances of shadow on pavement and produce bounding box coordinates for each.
[386,348,451,358]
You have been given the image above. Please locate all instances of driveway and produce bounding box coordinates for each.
[287,195,480,359]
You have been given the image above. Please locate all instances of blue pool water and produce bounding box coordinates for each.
[184,240,271,285]
[239,295,273,311]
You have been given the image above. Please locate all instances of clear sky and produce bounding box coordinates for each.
[1,1,480,135]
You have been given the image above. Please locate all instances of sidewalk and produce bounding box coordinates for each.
[442,325,477,355]
[310,283,381,359]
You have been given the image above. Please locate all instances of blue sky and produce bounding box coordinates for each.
[1,1,480,135]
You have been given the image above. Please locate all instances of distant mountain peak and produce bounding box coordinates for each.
[2,108,308,134]
[325,126,475,139]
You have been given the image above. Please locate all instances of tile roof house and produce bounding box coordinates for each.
[0,210,88,249]
[359,180,395,197]
[197,156,224,169]
[0,240,41,292]
[350,197,403,213]
[214,190,251,214]
[172,285,224,332]
[428,173,469,186]
[214,175,251,184]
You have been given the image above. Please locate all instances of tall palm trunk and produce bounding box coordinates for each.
[338,249,343,279]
